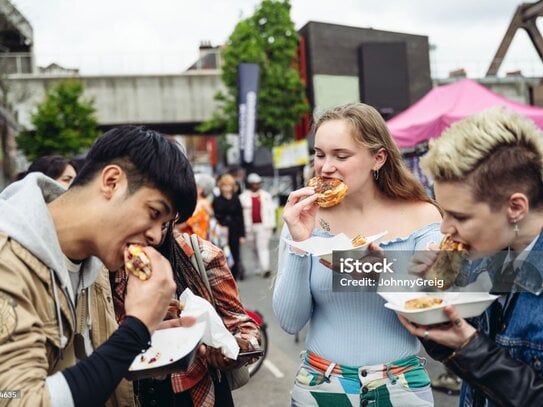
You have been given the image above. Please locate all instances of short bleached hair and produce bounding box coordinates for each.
[421,107,543,209]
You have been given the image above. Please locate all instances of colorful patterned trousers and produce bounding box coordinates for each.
[291,352,434,406]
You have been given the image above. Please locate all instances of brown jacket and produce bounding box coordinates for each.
[0,235,134,406]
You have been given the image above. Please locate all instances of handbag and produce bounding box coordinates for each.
[208,216,229,248]
[182,233,250,390]
[207,217,234,268]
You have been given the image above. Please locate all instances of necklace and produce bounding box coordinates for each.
[319,218,330,231]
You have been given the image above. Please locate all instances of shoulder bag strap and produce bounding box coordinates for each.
[182,233,199,270]
[188,233,216,308]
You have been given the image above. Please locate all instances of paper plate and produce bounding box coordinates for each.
[284,230,388,263]
[379,292,498,325]
[127,321,206,380]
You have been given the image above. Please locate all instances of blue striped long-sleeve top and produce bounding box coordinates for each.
[273,222,443,366]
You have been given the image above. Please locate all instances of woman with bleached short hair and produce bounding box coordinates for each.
[400,107,543,406]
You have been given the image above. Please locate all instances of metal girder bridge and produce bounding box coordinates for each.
[487,0,543,76]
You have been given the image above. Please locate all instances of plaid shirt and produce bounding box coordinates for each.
[113,235,260,406]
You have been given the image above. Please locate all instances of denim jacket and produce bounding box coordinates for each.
[458,231,543,407]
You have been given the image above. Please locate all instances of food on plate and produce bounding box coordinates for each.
[351,234,368,247]
[425,235,470,290]
[140,349,161,364]
[307,176,348,208]
[124,244,152,280]
[404,297,444,310]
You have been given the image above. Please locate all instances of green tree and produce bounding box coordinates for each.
[17,79,99,161]
[200,0,309,148]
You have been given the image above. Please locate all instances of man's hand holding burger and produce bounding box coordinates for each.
[123,246,176,334]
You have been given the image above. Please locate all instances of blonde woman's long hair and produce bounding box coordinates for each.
[314,103,433,204]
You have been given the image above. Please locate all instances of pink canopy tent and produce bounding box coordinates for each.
[387,79,543,149]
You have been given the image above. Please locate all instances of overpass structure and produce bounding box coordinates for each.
[8,70,225,134]
[8,66,539,137]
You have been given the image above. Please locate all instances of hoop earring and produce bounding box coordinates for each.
[513,220,519,237]
[373,169,380,181]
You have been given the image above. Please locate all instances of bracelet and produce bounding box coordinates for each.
[458,330,479,350]
[444,330,479,363]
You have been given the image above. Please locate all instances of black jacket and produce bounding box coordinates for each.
[423,332,543,407]
[212,195,245,239]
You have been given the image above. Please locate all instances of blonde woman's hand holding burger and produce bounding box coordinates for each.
[282,187,319,242]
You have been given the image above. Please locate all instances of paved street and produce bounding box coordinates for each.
[232,241,459,407]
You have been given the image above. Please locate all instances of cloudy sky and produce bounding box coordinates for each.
[11,0,543,78]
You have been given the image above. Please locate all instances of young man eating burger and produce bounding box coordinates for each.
[0,126,197,406]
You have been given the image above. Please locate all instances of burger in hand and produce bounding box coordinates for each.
[307,176,348,208]
[124,244,152,281]
[425,235,469,290]
[166,299,185,319]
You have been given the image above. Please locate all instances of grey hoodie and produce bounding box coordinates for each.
[0,173,103,406]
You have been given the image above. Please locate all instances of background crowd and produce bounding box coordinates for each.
[4,102,543,407]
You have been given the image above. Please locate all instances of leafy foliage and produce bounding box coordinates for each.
[17,80,99,161]
[199,0,309,148]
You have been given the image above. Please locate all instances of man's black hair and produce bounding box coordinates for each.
[72,125,196,222]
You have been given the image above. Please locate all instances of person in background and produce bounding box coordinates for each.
[400,107,543,406]
[213,174,245,280]
[274,103,442,406]
[113,224,261,406]
[239,173,276,278]
[18,154,78,188]
[0,126,197,406]
[228,165,245,196]
[177,173,216,239]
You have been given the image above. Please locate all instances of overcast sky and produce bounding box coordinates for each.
[11,0,543,78]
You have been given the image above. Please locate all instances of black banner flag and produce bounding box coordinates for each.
[238,63,260,166]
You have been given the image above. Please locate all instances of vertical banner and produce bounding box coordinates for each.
[238,63,260,166]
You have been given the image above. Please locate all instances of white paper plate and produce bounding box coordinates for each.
[128,321,205,374]
[380,292,498,325]
[284,230,388,263]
